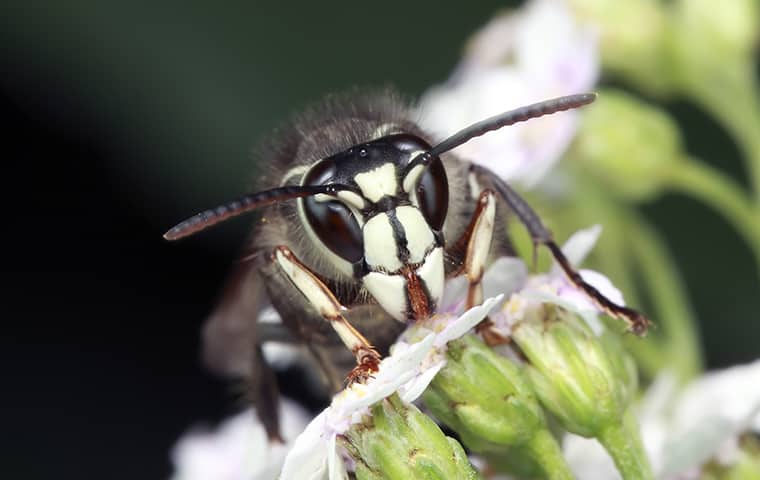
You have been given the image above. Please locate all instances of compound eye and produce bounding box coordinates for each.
[302,158,364,263]
[416,156,448,231]
[387,133,433,154]
[303,199,363,263]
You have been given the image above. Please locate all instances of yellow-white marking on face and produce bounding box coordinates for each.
[312,192,365,227]
[354,163,398,202]
[363,213,402,271]
[337,190,366,210]
[402,156,425,194]
[416,246,444,306]
[395,206,435,263]
[363,271,406,321]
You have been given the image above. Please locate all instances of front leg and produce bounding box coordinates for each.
[448,190,497,310]
[472,164,651,336]
[272,246,381,384]
[446,189,510,345]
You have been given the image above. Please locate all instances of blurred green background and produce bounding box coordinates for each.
[1,1,758,478]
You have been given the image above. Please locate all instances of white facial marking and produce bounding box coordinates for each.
[395,206,435,264]
[354,163,398,202]
[363,213,402,271]
[363,272,406,321]
[337,190,366,210]
[402,161,425,194]
[415,247,444,306]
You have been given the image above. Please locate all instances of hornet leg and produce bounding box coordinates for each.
[472,164,650,335]
[272,246,381,384]
[447,189,508,345]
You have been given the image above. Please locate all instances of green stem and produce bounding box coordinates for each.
[597,409,653,480]
[521,429,575,480]
[667,158,760,274]
[683,64,760,202]
[628,215,702,381]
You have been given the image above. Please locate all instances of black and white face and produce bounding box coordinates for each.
[298,134,449,322]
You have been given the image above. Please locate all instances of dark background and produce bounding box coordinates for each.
[1,2,758,479]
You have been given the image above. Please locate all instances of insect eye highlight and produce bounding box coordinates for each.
[303,198,363,263]
[415,156,448,231]
[302,158,363,264]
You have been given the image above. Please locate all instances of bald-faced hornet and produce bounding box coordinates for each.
[165,90,649,439]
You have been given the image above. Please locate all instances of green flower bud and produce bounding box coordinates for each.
[513,304,635,436]
[567,89,683,201]
[512,304,651,479]
[423,335,574,479]
[341,393,481,480]
[567,0,674,95]
[671,0,760,79]
[425,335,544,447]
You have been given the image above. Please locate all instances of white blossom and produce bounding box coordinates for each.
[170,399,311,480]
[419,0,598,188]
[489,224,623,336]
[563,361,760,479]
[279,296,503,480]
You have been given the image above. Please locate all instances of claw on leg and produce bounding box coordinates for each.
[346,345,382,385]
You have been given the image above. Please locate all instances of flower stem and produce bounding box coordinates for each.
[628,215,702,381]
[520,429,575,480]
[597,409,653,480]
[666,157,760,274]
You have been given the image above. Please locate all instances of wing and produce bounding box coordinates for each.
[201,252,290,440]
[201,255,267,378]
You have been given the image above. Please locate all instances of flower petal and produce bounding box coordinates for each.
[336,334,436,415]
[482,257,528,300]
[563,433,622,480]
[434,295,504,347]
[418,0,598,188]
[399,360,446,403]
[440,276,468,314]
[520,286,605,335]
[171,399,310,480]
[279,411,330,480]
[660,360,760,476]
[327,435,349,480]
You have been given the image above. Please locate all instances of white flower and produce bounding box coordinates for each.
[419,0,599,188]
[563,360,760,479]
[279,296,503,480]
[170,399,311,480]
[490,224,623,336]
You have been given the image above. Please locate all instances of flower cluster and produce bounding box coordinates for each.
[169,0,760,478]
